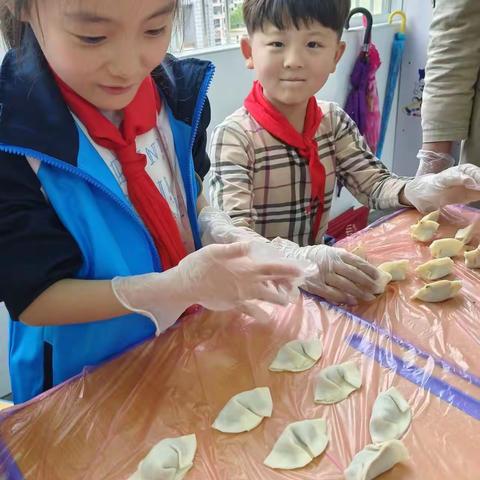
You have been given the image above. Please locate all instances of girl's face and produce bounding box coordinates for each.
[26,0,176,111]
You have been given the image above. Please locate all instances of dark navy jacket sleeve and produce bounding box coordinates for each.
[0,152,83,319]
[192,96,211,180]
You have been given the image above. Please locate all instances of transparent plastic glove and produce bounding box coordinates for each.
[271,237,380,305]
[405,164,480,213]
[112,243,303,334]
[415,149,455,176]
[198,206,268,245]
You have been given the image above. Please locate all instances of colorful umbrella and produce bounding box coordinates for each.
[377,11,407,159]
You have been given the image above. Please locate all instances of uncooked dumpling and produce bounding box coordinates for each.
[372,269,392,295]
[455,224,475,244]
[264,419,329,470]
[344,440,409,480]
[415,257,454,281]
[212,387,272,433]
[465,246,480,269]
[378,260,409,281]
[411,280,462,303]
[421,210,440,222]
[429,238,464,258]
[410,219,439,242]
[369,387,412,443]
[269,339,323,372]
[314,361,362,404]
[351,245,367,260]
[129,434,197,480]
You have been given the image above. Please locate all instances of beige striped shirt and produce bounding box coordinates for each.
[209,101,409,246]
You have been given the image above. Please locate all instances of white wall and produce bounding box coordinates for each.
[190,22,402,218]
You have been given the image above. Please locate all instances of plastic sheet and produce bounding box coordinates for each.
[1,205,480,479]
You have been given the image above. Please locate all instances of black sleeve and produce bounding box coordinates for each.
[192,96,211,180]
[0,152,83,319]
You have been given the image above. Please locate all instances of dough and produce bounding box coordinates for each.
[129,434,197,480]
[429,238,464,258]
[264,418,329,470]
[351,245,367,260]
[415,257,454,281]
[344,440,409,480]
[212,387,273,433]
[411,280,462,303]
[269,339,323,372]
[421,210,440,222]
[465,246,480,269]
[314,361,362,404]
[455,224,475,244]
[369,387,412,443]
[410,219,439,242]
[378,260,409,282]
[372,269,392,295]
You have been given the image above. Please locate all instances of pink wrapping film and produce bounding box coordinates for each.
[0,205,479,479]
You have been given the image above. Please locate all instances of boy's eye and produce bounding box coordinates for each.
[77,35,106,45]
[307,41,322,48]
[269,41,284,48]
[146,27,166,37]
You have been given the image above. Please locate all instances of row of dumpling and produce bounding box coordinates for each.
[128,339,412,480]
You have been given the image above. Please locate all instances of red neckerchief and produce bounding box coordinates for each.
[54,74,187,270]
[244,81,326,241]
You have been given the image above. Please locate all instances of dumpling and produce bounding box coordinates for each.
[429,238,464,258]
[415,257,454,281]
[351,245,367,260]
[372,269,392,295]
[269,339,323,372]
[411,280,462,303]
[369,387,412,443]
[410,219,439,242]
[212,387,272,433]
[421,210,440,222]
[129,434,197,480]
[264,419,329,470]
[378,260,409,282]
[344,440,409,480]
[465,246,480,269]
[455,224,475,245]
[314,361,362,404]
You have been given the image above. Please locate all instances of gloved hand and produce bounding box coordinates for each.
[112,242,303,334]
[415,149,455,176]
[198,206,268,245]
[271,237,380,305]
[404,164,480,213]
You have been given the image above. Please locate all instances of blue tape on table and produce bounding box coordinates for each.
[347,333,480,421]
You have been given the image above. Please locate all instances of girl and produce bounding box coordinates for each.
[0,0,301,403]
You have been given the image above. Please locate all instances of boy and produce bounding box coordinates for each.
[204,0,480,305]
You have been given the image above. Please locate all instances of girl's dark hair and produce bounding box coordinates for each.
[0,1,31,49]
[243,0,351,37]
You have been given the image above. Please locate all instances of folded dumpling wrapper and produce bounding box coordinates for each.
[410,219,439,242]
[351,245,367,260]
[378,260,409,282]
[369,387,412,443]
[372,269,392,295]
[465,246,480,269]
[429,238,464,258]
[314,361,362,404]
[264,418,329,470]
[421,210,440,222]
[344,440,409,480]
[269,339,323,372]
[415,257,454,281]
[455,224,475,244]
[129,434,197,480]
[411,279,462,303]
[212,387,273,433]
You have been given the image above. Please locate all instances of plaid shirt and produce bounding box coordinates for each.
[209,101,409,246]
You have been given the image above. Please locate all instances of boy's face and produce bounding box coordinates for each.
[25,0,176,111]
[242,20,345,113]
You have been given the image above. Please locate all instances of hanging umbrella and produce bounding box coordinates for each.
[377,11,407,159]
[344,7,381,154]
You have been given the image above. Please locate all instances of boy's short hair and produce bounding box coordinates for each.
[243,0,351,38]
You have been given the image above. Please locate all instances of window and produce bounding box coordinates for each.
[171,0,402,53]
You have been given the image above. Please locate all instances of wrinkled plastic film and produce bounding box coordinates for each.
[0,206,479,479]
